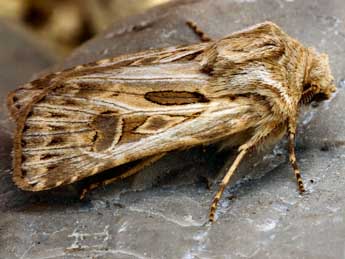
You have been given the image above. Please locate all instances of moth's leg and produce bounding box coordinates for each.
[288,123,305,193]
[209,124,282,222]
[209,147,249,222]
[186,21,212,42]
[80,153,165,199]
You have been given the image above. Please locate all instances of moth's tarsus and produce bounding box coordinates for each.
[210,147,248,221]
[186,20,212,42]
[288,131,306,193]
[8,22,336,222]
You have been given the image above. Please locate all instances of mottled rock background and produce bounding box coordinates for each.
[1,0,345,258]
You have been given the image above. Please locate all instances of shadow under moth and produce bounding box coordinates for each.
[7,22,336,222]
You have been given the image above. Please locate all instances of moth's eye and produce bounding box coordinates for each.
[311,93,328,102]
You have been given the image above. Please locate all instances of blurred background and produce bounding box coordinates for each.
[0,0,170,56]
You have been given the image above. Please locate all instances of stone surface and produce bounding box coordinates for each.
[0,19,57,128]
[0,19,57,217]
[1,0,345,258]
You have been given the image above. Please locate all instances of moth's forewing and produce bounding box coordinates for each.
[10,43,254,191]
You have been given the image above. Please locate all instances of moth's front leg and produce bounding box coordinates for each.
[209,147,248,222]
[186,21,212,42]
[209,123,286,222]
[288,120,306,193]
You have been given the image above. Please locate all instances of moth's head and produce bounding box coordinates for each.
[301,48,336,104]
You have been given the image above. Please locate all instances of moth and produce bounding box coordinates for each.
[7,21,336,222]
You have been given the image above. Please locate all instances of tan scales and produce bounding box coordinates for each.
[7,22,336,222]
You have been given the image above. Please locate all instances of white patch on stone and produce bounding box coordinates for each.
[256,219,278,232]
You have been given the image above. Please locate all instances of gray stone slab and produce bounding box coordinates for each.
[0,19,57,129]
[0,19,57,222]
[1,0,345,258]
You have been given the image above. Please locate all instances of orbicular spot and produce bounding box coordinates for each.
[91,112,122,152]
[144,91,209,105]
[135,115,186,134]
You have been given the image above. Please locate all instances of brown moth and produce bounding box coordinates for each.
[7,22,336,221]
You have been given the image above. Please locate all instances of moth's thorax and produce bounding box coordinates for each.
[281,38,309,104]
[203,31,314,119]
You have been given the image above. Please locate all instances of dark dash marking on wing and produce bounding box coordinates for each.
[145,91,209,105]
